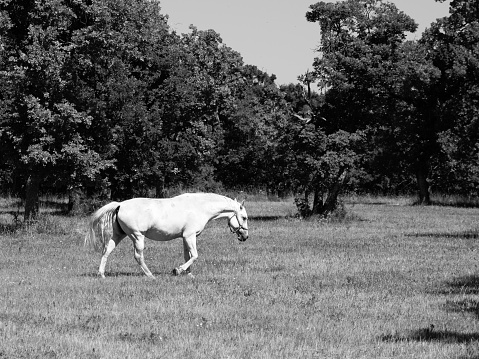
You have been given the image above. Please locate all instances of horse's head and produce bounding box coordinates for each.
[228,199,249,241]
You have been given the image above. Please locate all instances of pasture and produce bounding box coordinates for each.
[2,197,479,358]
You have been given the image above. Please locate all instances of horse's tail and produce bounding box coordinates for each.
[85,201,121,252]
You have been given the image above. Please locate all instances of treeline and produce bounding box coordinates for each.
[0,0,478,219]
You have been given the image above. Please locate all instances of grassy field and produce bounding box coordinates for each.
[2,197,479,358]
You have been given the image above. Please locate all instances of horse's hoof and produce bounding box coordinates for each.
[98,272,106,279]
[186,272,195,279]
[172,267,184,276]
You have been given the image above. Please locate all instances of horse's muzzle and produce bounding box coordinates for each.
[237,230,248,241]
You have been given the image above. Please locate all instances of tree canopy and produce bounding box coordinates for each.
[1,0,479,219]
[307,0,479,204]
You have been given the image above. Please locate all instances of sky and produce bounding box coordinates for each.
[159,0,451,86]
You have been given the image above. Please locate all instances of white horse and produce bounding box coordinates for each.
[85,193,248,278]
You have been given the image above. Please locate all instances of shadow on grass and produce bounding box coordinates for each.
[433,275,479,321]
[81,270,175,278]
[81,272,142,278]
[0,199,68,212]
[406,230,479,239]
[117,331,167,344]
[431,275,479,295]
[349,202,395,206]
[444,298,479,318]
[430,200,479,208]
[380,326,479,343]
[0,223,21,233]
[0,208,70,218]
[380,276,479,346]
[104,272,146,278]
[249,215,284,221]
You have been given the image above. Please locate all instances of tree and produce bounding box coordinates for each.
[155,26,246,194]
[0,0,113,219]
[216,65,289,192]
[420,0,479,198]
[306,0,458,204]
[67,0,174,200]
[277,82,364,216]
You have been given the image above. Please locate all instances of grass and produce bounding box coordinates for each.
[2,197,479,358]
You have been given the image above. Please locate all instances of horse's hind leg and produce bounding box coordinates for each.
[183,243,193,274]
[99,232,125,278]
[129,233,155,279]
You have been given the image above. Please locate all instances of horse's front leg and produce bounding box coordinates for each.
[172,234,197,277]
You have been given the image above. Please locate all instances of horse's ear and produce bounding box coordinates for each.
[241,199,245,207]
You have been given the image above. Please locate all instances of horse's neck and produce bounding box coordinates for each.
[206,196,237,220]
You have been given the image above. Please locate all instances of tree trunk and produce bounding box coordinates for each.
[24,172,41,221]
[323,169,348,214]
[312,188,324,215]
[309,169,348,217]
[416,165,431,205]
[156,176,166,198]
[68,186,83,214]
[294,190,312,218]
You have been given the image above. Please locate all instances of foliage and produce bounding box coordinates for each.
[1,0,479,219]
[155,26,246,195]
[0,0,119,217]
[296,0,419,215]
[216,65,288,191]
[306,0,479,205]
[275,92,365,216]
[420,0,479,197]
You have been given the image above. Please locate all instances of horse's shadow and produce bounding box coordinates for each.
[81,271,170,278]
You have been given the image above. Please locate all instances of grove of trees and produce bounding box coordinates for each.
[1,0,478,219]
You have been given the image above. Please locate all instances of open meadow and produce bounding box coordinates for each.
[2,196,479,358]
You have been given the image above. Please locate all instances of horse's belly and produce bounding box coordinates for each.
[144,227,181,241]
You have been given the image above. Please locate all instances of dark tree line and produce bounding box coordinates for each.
[0,0,478,220]
[306,0,479,208]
